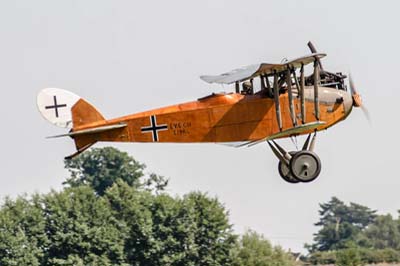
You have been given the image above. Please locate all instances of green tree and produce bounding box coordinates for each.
[0,196,46,266]
[308,197,376,252]
[307,251,336,265]
[336,248,362,266]
[0,146,294,266]
[184,192,236,266]
[64,147,167,195]
[347,202,377,229]
[358,214,400,250]
[105,181,236,266]
[0,181,238,265]
[307,248,400,265]
[232,230,293,266]
[42,186,128,265]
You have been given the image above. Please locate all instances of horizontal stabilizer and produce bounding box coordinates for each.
[47,123,127,138]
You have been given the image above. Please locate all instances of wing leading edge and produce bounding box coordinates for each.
[200,53,326,85]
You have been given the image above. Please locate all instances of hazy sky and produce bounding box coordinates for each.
[1,0,400,252]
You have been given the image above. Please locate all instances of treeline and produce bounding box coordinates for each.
[306,197,400,265]
[0,147,293,266]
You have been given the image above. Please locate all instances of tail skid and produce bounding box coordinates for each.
[64,142,94,160]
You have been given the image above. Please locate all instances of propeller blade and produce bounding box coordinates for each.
[349,73,357,95]
[361,105,371,124]
[348,73,371,123]
[307,41,324,72]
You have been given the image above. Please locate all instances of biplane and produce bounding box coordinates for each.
[37,42,367,183]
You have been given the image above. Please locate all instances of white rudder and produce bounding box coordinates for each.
[37,88,81,128]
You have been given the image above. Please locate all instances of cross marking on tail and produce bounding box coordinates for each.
[45,95,67,118]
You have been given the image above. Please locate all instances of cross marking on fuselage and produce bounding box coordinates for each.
[45,95,67,118]
[141,115,168,142]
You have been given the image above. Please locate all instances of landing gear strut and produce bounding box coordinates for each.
[278,152,299,183]
[268,132,322,183]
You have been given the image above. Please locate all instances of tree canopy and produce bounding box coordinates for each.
[64,147,145,195]
[232,230,293,266]
[0,180,236,265]
[0,147,292,266]
[64,147,168,195]
[307,197,376,252]
[306,197,400,265]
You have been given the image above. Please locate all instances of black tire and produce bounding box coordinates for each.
[289,150,321,183]
[278,160,299,183]
[277,151,299,184]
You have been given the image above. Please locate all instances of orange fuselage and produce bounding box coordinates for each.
[72,86,353,149]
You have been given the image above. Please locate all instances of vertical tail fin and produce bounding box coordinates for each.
[37,88,105,157]
[71,98,105,129]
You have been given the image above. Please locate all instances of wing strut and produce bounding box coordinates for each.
[286,68,297,127]
[300,63,306,124]
[265,76,273,97]
[293,68,301,98]
[313,60,320,120]
[273,71,282,131]
[260,76,265,90]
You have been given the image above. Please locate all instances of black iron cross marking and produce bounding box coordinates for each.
[45,95,67,118]
[141,115,168,142]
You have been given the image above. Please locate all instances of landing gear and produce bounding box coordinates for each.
[278,152,299,183]
[269,132,322,184]
[289,151,321,182]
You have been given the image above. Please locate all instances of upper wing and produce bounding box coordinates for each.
[200,64,260,84]
[200,53,326,84]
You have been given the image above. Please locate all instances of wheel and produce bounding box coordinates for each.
[278,160,299,183]
[289,151,321,183]
[278,151,299,184]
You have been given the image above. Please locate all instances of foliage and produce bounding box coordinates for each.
[307,251,336,265]
[358,214,400,250]
[307,248,400,265]
[307,197,376,252]
[231,229,294,266]
[3,147,293,265]
[143,173,169,194]
[0,147,296,265]
[42,186,128,265]
[105,181,236,266]
[0,181,238,265]
[0,195,45,266]
[307,197,400,265]
[336,247,361,266]
[64,147,168,195]
[64,147,145,195]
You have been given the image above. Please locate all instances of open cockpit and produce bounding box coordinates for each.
[231,64,347,97]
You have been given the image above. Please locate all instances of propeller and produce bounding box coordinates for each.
[348,73,371,122]
[307,41,370,122]
[307,41,324,72]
